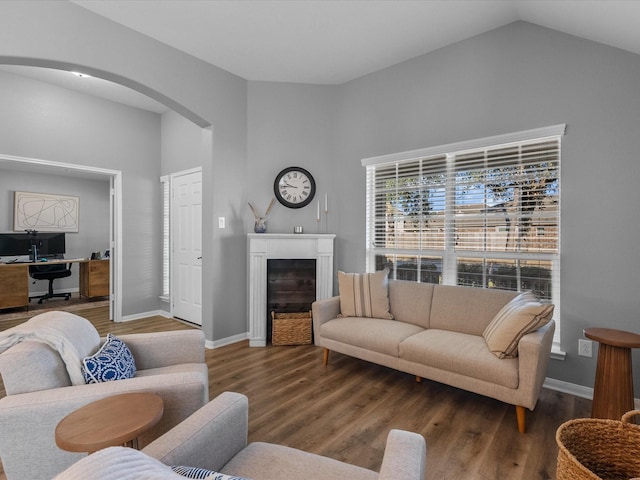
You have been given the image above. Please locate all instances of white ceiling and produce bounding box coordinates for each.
[70,0,640,85]
[4,1,640,113]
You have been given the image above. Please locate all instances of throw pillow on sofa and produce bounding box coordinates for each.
[337,269,393,319]
[82,333,136,383]
[172,465,251,480]
[483,291,554,359]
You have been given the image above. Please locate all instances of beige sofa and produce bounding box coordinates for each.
[0,311,209,480]
[312,278,555,433]
[53,392,427,480]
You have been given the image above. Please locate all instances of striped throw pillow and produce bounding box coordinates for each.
[337,269,393,319]
[483,291,554,359]
[171,465,251,480]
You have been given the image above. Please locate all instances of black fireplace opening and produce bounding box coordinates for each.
[267,259,316,340]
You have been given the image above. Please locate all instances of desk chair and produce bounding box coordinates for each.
[29,262,72,303]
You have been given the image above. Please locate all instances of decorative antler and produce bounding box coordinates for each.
[264,198,276,217]
[248,198,276,220]
[248,202,260,219]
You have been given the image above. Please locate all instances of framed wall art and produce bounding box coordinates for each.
[14,191,80,232]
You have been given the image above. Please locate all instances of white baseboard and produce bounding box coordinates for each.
[544,376,640,409]
[205,332,247,349]
[120,309,168,322]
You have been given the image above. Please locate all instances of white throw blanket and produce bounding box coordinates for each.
[0,311,100,386]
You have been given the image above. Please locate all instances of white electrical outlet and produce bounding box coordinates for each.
[578,339,592,357]
[218,217,225,229]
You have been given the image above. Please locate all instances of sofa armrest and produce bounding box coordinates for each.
[312,296,341,330]
[517,319,556,409]
[378,429,426,480]
[115,330,205,370]
[142,392,249,472]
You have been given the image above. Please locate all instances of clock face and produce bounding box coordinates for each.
[274,167,316,208]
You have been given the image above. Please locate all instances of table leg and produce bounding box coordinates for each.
[591,343,635,420]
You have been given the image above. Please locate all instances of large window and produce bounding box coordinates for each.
[363,125,564,345]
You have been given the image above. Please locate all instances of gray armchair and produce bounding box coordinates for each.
[0,311,208,480]
[53,392,427,480]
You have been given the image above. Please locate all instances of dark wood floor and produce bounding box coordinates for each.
[0,306,591,480]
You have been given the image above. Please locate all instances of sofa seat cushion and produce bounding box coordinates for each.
[320,317,424,357]
[134,363,209,378]
[399,330,519,389]
[223,442,377,480]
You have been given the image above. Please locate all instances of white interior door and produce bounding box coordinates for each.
[171,169,202,325]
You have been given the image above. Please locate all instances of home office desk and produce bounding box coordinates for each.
[0,258,109,309]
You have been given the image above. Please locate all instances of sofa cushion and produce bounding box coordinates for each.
[82,333,137,383]
[388,280,434,329]
[483,292,555,359]
[338,269,393,319]
[429,285,519,335]
[399,329,519,389]
[321,317,423,357]
[223,442,378,480]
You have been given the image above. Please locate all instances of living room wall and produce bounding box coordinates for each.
[0,68,161,313]
[0,1,248,343]
[247,21,640,391]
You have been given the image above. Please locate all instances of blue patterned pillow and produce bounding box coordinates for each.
[171,466,251,480]
[82,333,136,383]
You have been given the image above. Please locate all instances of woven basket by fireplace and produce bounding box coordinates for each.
[271,311,312,346]
[556,410,640,480]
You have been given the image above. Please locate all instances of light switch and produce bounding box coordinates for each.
[218,217,225,229]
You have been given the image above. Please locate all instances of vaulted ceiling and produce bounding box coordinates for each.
[4,1,640,113]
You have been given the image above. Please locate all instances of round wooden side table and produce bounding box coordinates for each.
[584,328,640,420]
[55,392,164,453]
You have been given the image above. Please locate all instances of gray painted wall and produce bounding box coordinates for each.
[247,22,640,390]
[0,1,248,344]
[0,67,162,314]
[161,110,202,176]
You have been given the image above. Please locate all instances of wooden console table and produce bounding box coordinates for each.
[55,392,163,453]
[584,327,640,420]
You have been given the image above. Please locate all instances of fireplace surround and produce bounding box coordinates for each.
[248,233,335,347]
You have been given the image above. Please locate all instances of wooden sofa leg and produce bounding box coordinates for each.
[323,348,329,366]
[516,405,526,433]
[415,376,422,383]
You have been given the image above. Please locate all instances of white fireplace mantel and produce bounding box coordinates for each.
[248,233,335,347]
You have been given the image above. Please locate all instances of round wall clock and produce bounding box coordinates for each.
[273,166,316,208]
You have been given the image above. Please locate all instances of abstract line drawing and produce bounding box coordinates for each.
[14,191,79,232]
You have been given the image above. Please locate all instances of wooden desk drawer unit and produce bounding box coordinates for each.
[80,259,110,298]
[0,264,29,309]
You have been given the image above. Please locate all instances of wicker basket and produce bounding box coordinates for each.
[556,411,640,480]
[271,311,312,346]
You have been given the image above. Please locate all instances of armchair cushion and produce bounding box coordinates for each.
[82,334,137,383]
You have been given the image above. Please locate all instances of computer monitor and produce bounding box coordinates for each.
[0,233,32,256]
[0,232,66,258]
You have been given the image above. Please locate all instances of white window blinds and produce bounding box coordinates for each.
[363,124,564,301]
